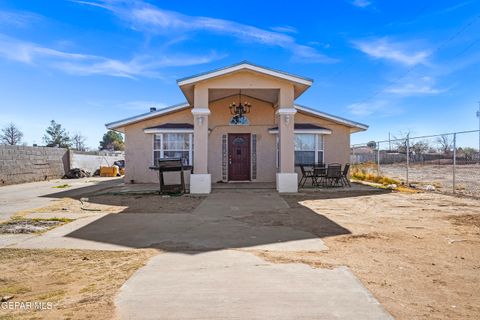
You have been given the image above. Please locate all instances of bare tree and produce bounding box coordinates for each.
[436,135,452,155]
[71,132,87,151]
[411,140,430,154]
[0,122,23,145]
[392,131,413,153]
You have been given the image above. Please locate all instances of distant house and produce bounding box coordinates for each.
[106,62,368,193]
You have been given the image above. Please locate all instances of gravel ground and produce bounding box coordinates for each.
[0,219,69,234]
[378,164,480,197]
[250,189,480,320]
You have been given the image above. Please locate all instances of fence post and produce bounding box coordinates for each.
[352,146,356,164]
[406,134,410,187]
[377,141,380,174]
[453,133,456,193]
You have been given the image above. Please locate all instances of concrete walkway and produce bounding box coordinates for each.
[115,190,392,320]
[117,250,391,320]
[0,177,122,221]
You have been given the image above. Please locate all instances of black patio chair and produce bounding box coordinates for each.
[298,165,315,187]
[325,163,343,187]
[313,163,326,187]
[341,163,351,187]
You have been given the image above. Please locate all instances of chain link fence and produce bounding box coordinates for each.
[351,130,480,197]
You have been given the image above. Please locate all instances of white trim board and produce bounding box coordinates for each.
[177,63,313,87]
[295,104,368,131]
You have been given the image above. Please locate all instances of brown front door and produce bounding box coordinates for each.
[228,134,251,181]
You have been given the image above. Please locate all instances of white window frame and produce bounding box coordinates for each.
[294,133,325,165]
[275,133,325,167]
[152,132,193,166]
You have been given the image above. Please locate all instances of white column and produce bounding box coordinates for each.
[276,86,298,193]
[190,87,211,194]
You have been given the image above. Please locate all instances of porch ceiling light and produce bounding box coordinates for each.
[229,89,252,117]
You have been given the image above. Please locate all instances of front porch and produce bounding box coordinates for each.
[179,65,312,194]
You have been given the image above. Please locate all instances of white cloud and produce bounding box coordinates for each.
[385,83,444,95]
[0,10,43,27]
[76,0,336,63]
[348,100,389,116]
[291,45,337,63]
[270,25,298,34]
[385,76,447,96]
[353,38,430,66]
[0,34,223,78]
[351,0,372,8]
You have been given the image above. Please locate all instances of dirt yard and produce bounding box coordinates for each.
[249,189,480,319]
[0,249,156,320]
[379,164,480,197]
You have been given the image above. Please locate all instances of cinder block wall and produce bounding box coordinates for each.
[0,145,69,185]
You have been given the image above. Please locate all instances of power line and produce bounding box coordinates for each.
[328,2,435,82]
[351,14,480,106]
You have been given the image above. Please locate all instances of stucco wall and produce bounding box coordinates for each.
[208,96,277,183]
[122,98,353,184]
[295,111,351,165]
[123,108,193,184]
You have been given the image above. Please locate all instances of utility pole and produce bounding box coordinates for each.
[389,132,391,151]
[477,102,480,165]
[406,133,410,187]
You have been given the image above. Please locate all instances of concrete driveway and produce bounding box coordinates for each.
[0,177,122,221]
[2,184,392,319]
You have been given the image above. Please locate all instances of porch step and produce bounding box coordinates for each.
[212,182,275,190]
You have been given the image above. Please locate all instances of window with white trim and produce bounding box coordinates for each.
[294,134,324,165]
[153,133,193,166]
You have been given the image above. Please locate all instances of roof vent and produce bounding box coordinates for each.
[150,107,156,112]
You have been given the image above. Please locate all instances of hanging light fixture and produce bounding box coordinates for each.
[229,89,252,117]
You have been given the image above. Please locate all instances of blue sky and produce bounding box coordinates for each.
[0,0,479,149]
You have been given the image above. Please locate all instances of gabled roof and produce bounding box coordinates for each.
[177,61,313,105]
[268,123,332,134]
[295,104,368,133]
[105,102,190,132]
[177,61,313,86]
[106,102,367,133]
[143,123,194,133]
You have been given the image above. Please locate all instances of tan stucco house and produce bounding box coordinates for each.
[106,62,367,193]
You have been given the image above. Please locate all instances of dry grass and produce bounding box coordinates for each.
[351,163,400,185]
[15,194,205,218]
[0,249,157,320]
[250,191,480,320]
[14,198,125,219]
